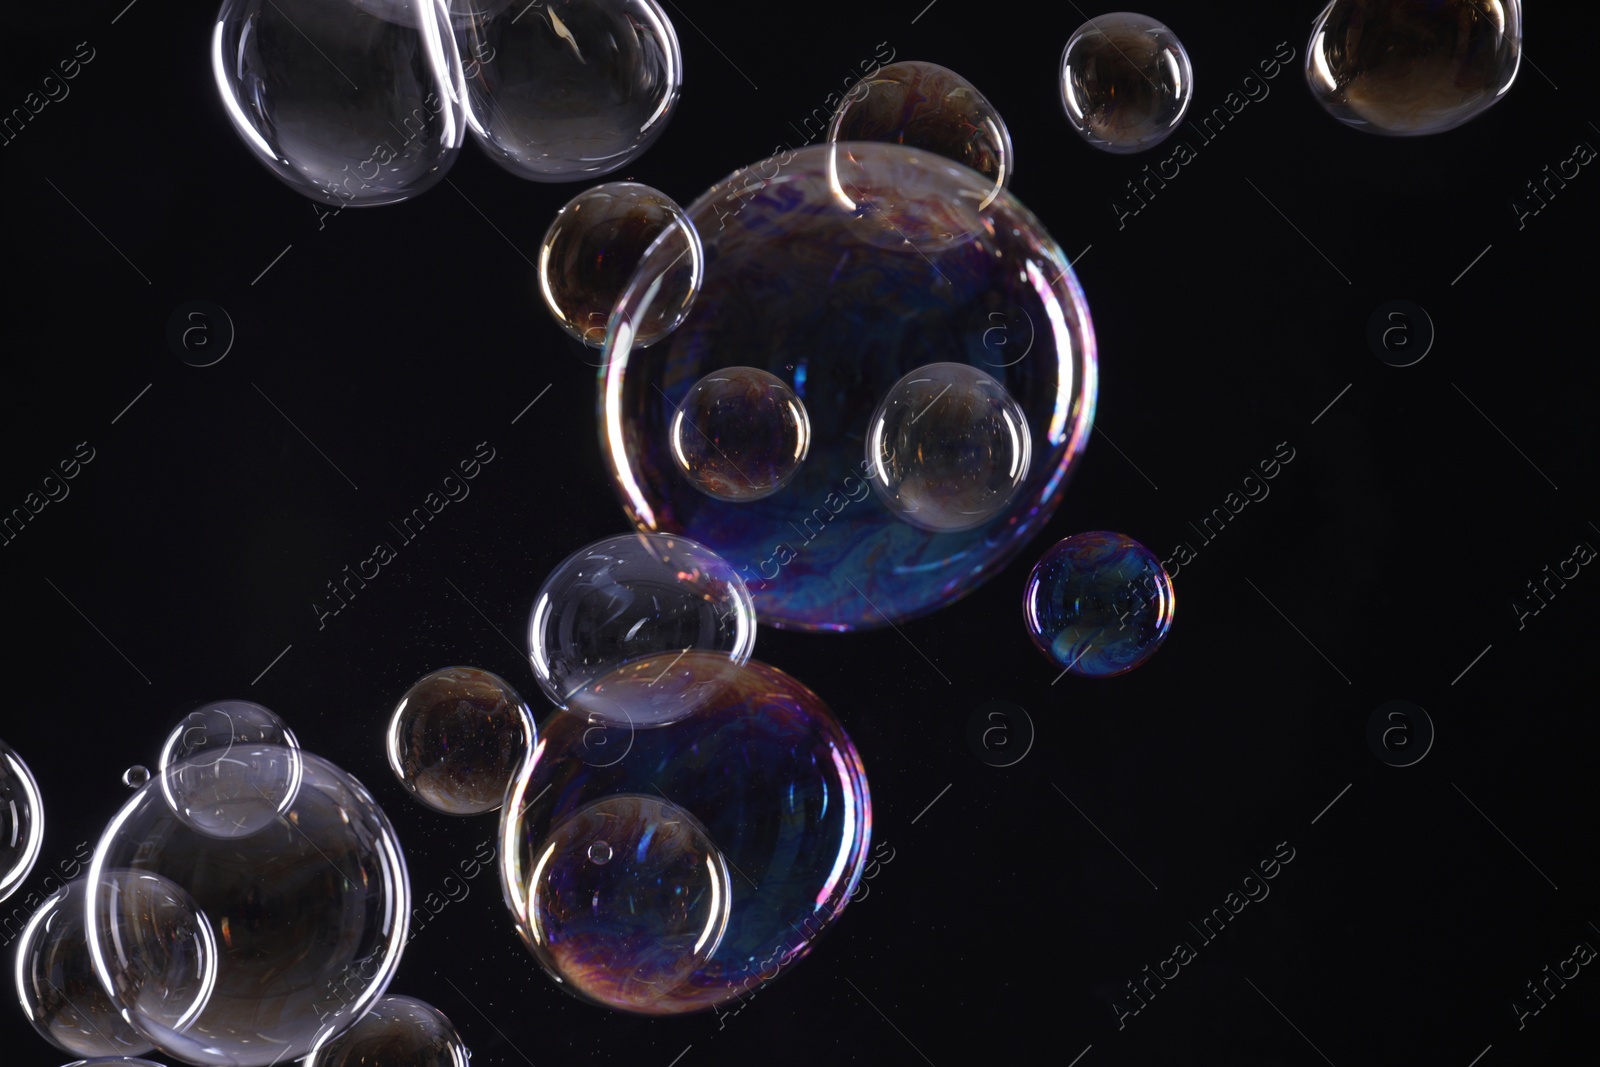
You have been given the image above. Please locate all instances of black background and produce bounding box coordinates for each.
[3,1,1599,1064]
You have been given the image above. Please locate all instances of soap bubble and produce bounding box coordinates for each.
[1024,531,1175,677]
[671,367,812,501]
[83,872,218,1042]
[304,994,469,1067]
[86,748,410,1066]
[540,182,703,349]
[1307,0,1521,135]
[454,0,682,181]
[528,533,756,711]
[121,766,149,789]
[386,666,536,815]
[157,701,303,839]
[599,142,1097,629]
[503,655,872,1014]
[865,362,1031,533]
[0,738,43,903]
[212,0,467,206]
[14,880,155,1058]
[1060,12,1194,154]
[56,1059,168,1066]
[829,60,1012,206]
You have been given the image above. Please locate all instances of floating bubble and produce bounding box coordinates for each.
[865,362,1031,533]
[528,533,755,711]
[386,666,536,815]
[1060,12,1194,154]
[0,737,43,903]
[87,748,410,1066]
[121,766,149,789]
[14,880,155,1059]
[212,0,466,206]
[1307,0,1521,135]
[503,655,871,1014]
[540,182,703,350]
[454,0,682,181]
[85,871,218,1043]
[599,142,1097,629]
[829,60,1012,206]
[304,994,469,1067]
[157,701,303,839]
[1024,531,1175,677]
[670,367,812,502]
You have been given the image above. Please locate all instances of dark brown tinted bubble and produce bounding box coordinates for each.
[1307,0,1522,135]
[1059,13,1194,154]
[308,994,469,1067]
[386,666,535,815]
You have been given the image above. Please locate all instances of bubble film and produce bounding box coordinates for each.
[1060,12,1194,154]
[86,748,409,1066]
[386,666,536,815]
[600,142,1097,630]
[14,880,155,1059]
[0,737,44,903]
[454,0,682,181]
[157,701,304,839]
[57,1059,168,1066]
[865,362,1031,532]
[1024,531,1175,677]
[1307,0,1521,135]
[528,533,756,709]
[212,0,467,206]
[539,182,702,348]
[503,654,872,1014]
[828,60,1012,204]
[671,368,812,502]
[305,995,469,1067]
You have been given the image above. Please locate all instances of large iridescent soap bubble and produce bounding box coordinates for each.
[502,655,871,1014]
[1024,531,1175,677]
[212,0,467,206]
[453,0,682,181]
[671,367,812,501]
[85,748,410,1066]
[1060,13,1194,154]
[599,142,1098,630]
[1307,0,1522,135]
[157,701,303,839]
[305,995,469,1066]
[0,737,43,902]
[386,666,535,815]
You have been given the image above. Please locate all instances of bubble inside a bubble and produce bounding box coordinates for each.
[670,367,812,502]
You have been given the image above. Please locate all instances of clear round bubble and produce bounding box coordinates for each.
[453,0,682,181]
[0,737,44,903]
[1060,12,1194,154]
[212,0,467,206]
[304,994,469,1067]
[528,533,756,711]
[1307,0,1521,135]
[865,362,1032,533]
[385,666,536,815]
[87,748,410,1066]
[829,60,1012,206]
[539,182,703,349]
[15,879,155,1059]
[1024,531,1176,677]
[84,871,218,1042]
[599,142,1097,630]
[670,367,812,502]
[121,766,150,789]
[503,655,872,1014]
[157,701,304,839]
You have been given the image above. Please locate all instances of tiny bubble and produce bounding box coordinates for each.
[588,840,613,864]
[123,764,151,789]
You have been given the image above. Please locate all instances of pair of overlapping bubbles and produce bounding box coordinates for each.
[211,0,682,204]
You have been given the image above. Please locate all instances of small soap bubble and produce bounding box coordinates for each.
[670,367,811,501]
[0,737,44,903]
[386,666,536,816]
[1024,531,1175,677]
[587,840,614,864]
[1060,12,1194,154]
[158,701,302,839]
[122,766,150,789]
[304,994,470,1067]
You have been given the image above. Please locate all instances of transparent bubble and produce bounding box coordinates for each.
[670,367,812,502]
[304,994,469,1067]
[121,766,149,789]
[14,880,155,1058]
[157,701,303,839]
[865,362,1032,533]
[829,60,1012,206]
[1024,531,1175,677]
[599,142,1097,629]
[386,666,536,815]
[528,533,756,710]
[1060,12,1194,154]
[539,182,703,350]
[503,655,872,1014]
[0,737,43,903]
[87,748,410,1066]
[454,0,682,181]
[212,0,467,206]
[56,1059,168,1066]
[86,872,218,1040]
[1307,0,1521,135]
